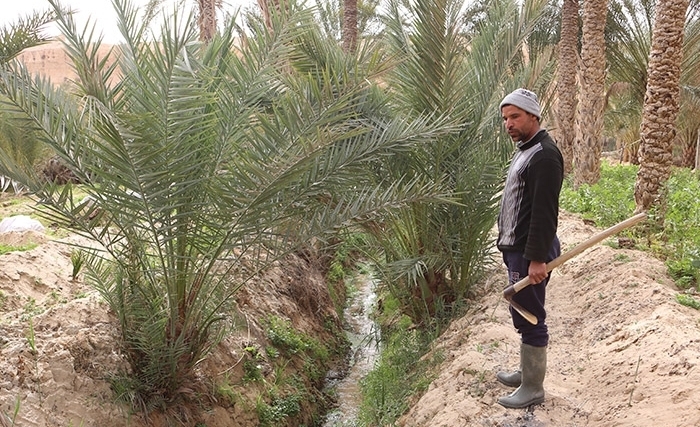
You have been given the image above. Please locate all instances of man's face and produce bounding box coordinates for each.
[501,105,539,142]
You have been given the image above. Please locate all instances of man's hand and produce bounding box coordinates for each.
[528,260,548,284]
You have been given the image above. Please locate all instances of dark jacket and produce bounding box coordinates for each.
[497,129,563,262]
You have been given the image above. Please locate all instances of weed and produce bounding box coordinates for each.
[358,326,438,426]
[243,346,264,383]
[256,392,302,427]
[265,316,328,361]
[21,297,42,320]
[667,256,700,290]
[676,293,700,310]
[265,346,280,359]
[3,394,21,426]
[214,378,240,406]
[0,242,38,255]
[71,249,85,280]
[614,253,631,263]
[470,366,489,397]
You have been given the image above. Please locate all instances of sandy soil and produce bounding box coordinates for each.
[0,208,698,426]
[399,211,700,427]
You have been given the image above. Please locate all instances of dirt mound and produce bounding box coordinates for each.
[399,211,700,426]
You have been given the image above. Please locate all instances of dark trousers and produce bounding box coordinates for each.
[502,237,560,347]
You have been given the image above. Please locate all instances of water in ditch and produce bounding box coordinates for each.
[323,275,381,427]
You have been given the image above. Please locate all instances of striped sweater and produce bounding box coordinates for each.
[497,129,564,262]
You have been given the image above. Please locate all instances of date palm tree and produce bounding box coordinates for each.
[343,0,358,51]
[0,9,55,64]
[634,0,690,211]
[554,0,579,175]
[574,0,608,187]
[0,8,57,190]
[197,0,221,42]
[317,0,382,43]
[606,0,700,167]
[0,0,448,413]
[374,0,557,322]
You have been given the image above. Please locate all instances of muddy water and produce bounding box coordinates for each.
[323,276,380,427]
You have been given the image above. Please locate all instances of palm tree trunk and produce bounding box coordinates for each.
[634,0,690,211]
[574,0,607,187]
[197,0,218,43]
[257,0,288,32]
[555,0,579,176]
[342,0,358,53]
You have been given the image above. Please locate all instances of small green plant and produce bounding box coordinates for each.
[327,261,345,285]
[667,256,700,290]
[265,346,280,359]
[70,249,86,280]
[256,393,302,427]
[676,293,700,310]
[21,297,42,320]
[614,253,632,263]
[214,377,240,406]
[243,346,264,383]
[265,316,328,361]
[3,394,21,426]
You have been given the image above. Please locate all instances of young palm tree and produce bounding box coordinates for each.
[0,0,448,412]
[371,0,558,323]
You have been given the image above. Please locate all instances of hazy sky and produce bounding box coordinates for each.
[2,0,256,43]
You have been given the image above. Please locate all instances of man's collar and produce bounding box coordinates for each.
[516,129,546,149]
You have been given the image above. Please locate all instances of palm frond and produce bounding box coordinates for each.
[0,9,56,64]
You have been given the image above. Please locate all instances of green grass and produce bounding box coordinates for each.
[265,316,329,361]
[676,294,700,310]
[560,161,700,297]
[0,242,38,255]
[560,162,638,226]
[358,325,442,426]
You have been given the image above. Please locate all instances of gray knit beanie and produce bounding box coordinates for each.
[499,88,541,119]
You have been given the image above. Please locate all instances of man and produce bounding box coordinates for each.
[495,88,563,409]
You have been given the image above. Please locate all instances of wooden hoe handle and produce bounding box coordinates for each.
[503,211,648,324]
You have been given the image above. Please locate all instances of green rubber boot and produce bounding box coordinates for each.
[496,369,521,387]
[497,344,546,408]
[496,343,524,387]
